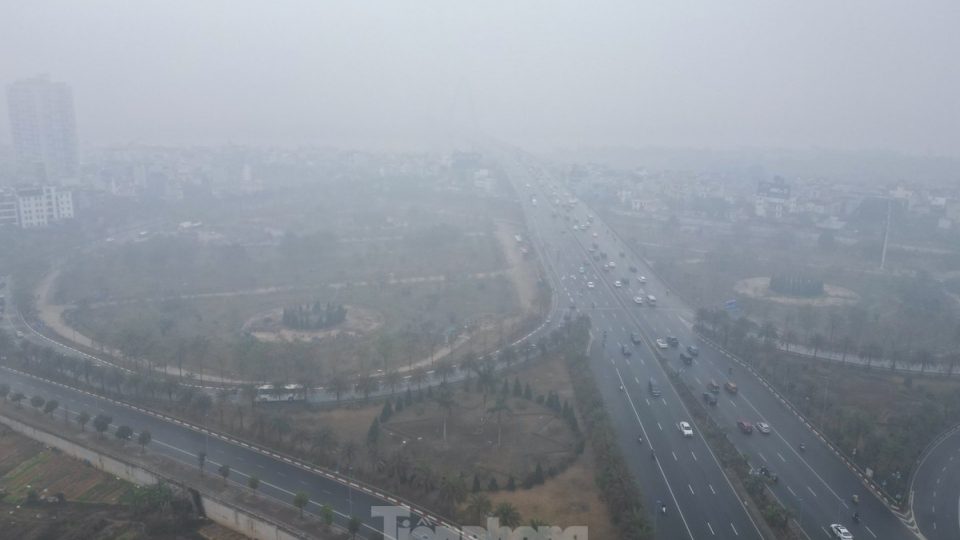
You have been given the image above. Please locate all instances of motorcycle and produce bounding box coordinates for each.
[620,384,624,391]
[852,494,859,504]
[853,513,860,523]
[651,449,656,460]
[638,436,643,444]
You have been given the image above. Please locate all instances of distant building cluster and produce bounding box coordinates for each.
[0,185,74,228]
[6,75,79,184]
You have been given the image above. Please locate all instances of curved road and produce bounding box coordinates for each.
[911,426,960,540]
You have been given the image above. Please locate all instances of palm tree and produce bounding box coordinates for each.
[759,321,779,343]
[354,373,379,399]
[465,493,492,525]
[434,360,456,383]
[412,461,438,495]
[409,367,428,390]
[215,388,232,426]
[384,449,412,494]
[384,370,402,395]
[781,330,798,353]
[837,335,856,364]
[913,348,936,374]
[486,396,512,446]
[310,426,339,463]
[327,373,350,405]
[493,502,522,528]
[438,474,467,512]
[435,385,456,442]
[808,333,827,359]
[859,342,883,370]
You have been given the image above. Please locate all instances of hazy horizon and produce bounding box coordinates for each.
[3,1,959,156]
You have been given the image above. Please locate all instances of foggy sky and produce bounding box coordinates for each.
[2,1,958,155]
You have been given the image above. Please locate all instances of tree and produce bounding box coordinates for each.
[248,474,260,494]
[218,463,231,485]
[93,413,112,438]
[293,491,310,517]
[43,399,59,417]
[435,385,455,442]
[838,335,856,364]
[487,396,512,446]
[0,383,9,402]
[271,414,291,446]
[115,425,133,445]
[198,451,207,476]
[493,501,522,528]
[348,516,363,538]
[859,342,883,370]
[384,370,402,395]
[913,348,936,374]
[138,430,152,453]
[319,504,334,527]
[438,474,468,512]
[466,493,493,525]
[327,373,350,405]
[410,367,428,390]
[77,411,90,431]
[10,392,24,409]
[367,418,380,447]
[412,461,438,494]
[30,394,45,413]
[475,363,498,409]
[434,360,456,383]
[354,373,379,399]
[499,346,518,369]
[809,333,827,359]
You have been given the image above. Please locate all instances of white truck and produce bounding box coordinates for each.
[647,295,657,306]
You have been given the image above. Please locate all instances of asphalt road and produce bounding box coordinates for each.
[503,149,918,540]
[910,426,960,540]
[0,366,462,540]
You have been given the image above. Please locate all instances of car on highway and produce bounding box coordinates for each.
[756,421,771,434]
[587,281,595,289]
[631,332,643,344]
[679,352,692,365]
[621,277,629,285]
[656,339,668,349]
[573,225,579,231]
[628,266,638,272]
[621,344,632,356]
[16,331,24,338]
[702,392,718,405]
[614,280,622,288]
[708,380,720,393]
[619,251,625,257]
[666,336,679,347]
[736,420,753,434]
[579,266,585,274]
[754,466,778,483]
[633,296,643,305]
[639,276,646,283]
[687,344,699,356]
[830,524,853,540]
[608,261,616,268]
[593,232,598,238]
[724,381,739,394]
[679,421,694,437]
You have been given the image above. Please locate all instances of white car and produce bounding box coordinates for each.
[593,232,598,238]
[756,422,772,434]
[608,261,616,268]
[587,282,595,289]
[634,296,643,305]
[656,339,668,349]
[639,276,647,283]
[830,524,853,540]
[16,331,24,338]
[573,225,579,231]
[614,280,622,288]
[679,421,694,437]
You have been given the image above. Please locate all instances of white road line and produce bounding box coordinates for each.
[688,484,694,494]
[709,485,716,495]
[730,523,738,536]
[691,452,697,461]
[806,486,817,497]
[778,453,785,462]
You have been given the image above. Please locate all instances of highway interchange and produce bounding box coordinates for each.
[0,147,954,540]
[503,149,923,540]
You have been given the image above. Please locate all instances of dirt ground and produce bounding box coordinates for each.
[734,276,860,306]
[0,424,245,540]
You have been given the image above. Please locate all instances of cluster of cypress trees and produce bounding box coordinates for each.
[281,301,347,330]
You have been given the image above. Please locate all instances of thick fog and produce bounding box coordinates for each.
[2,0,958,154]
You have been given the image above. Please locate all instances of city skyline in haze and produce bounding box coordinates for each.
[2,1,959,156]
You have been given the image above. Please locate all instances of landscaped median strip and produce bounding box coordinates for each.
[1,365,468,537]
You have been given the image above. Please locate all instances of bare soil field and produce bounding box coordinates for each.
[734,277,860,306]
[0,424,244,540]
[244,304,385,342]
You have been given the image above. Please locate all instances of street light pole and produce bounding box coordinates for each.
[836,498,844,523]
[797,497,804,528]
[348,465,354,516]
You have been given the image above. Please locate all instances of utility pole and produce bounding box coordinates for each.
[880,198,892,270]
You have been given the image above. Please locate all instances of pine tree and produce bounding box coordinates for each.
[506,475,516,491]
[533,461,545,485]
[472,473,481,493]
[395,398,404,413]
[405,387,414,406]
[524,383,533,400]
[501,380,510,395]
[513,377,522,397]
[487,477,499,492]
[367,418,380,446]
[380,399,393,423]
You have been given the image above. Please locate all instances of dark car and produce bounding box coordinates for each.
[628,266,638,272]
[619,251,625,257]
[679,352,692,365]
[702,392,718,405]
[667,336,679,347]
[687,345,699,357]
[621,277,630,285]
[736,420,753,434]
[758,466,778,483]
[621,344,632,356]
[630,332,643,344]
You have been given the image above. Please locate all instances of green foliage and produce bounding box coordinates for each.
[115,425,133,445]
[523,382,533,400]
[506,475,516,491]
[30,395,45,412]
[248,474,260,492]
[93,414,112,437]
[293,491,310,517]
[380,399,393,423]
[487,476,499,492]
[367,418,380,447]
[347,515,363,537]
[319,503,334,526]
[472,473,481,493]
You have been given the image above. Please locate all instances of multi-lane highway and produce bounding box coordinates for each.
[501,148,919,540]
[910,426,960,540]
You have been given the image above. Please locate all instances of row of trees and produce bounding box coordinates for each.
[281,301,347,330]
